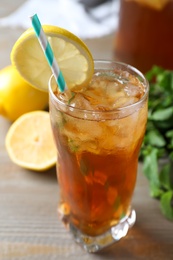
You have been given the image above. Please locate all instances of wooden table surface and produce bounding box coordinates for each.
[0,1,173,259]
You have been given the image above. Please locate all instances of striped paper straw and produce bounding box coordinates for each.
[30,14,67,92]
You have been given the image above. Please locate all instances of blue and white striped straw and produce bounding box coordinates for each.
[30,14,67,92]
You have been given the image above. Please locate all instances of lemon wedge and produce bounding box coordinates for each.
[5,111,57,171]
[11,25,94,92]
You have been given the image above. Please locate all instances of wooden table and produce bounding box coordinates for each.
[0,1,173,259]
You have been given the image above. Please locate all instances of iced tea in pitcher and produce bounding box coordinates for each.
[49,60,149,252]
[114,0,173,73]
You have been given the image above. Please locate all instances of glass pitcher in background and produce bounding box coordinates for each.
[114,0,173,73]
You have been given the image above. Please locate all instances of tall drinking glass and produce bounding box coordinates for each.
[49,60,149,253]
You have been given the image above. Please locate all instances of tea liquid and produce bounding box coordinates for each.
[50,69,148,236]
[114,0,173,73]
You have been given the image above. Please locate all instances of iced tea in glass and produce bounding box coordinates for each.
[114,0,173,73]
[49,60,149,252]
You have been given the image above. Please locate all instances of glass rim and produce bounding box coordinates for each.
[48,59,149,115]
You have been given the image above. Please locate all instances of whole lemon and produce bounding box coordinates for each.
[0,65,48,121]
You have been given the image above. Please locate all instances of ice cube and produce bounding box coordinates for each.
[124,83,144,99]
[113,97,139,109]
[77,120,103,136]
[89,74,107,90]
[69,93,94,110]
[106,86,125,100]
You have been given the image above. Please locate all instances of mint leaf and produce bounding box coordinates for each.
[68,92,75,104]
[157,70,173,91]
[68,139,79,152]
[146,129,166,147]
[160,191,173,220]
[143,148,159,187]
[141,66,173,221]
[80,158,89,176]
[166,130,173,138]
[151,107,173,121]
[159,163,173,190]
[114,196,121,210]
[149,182,164,198]
[145,65,164,81]
[170,152,173,160]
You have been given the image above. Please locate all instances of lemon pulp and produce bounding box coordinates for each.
[5,111,57,171]
[11,25,94,92]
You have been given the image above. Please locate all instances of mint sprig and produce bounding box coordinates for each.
[140,66,173,220]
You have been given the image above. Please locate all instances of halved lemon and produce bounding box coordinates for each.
[11,25,94,92]
[5,111,57,171]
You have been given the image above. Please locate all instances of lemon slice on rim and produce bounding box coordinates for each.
[11,25,94,92]
[5,111,57,171]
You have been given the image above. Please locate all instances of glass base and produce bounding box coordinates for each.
[69,209,136,253]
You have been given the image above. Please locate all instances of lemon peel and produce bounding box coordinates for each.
[5,111,57,171]
[0,65,48,121]
[11,25,94,92]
